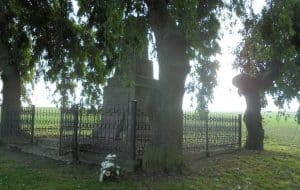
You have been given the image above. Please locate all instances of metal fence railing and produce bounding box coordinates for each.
[58,102,152,160]
[0,106,34,142]
[0,104,242,161]
[75,104,131,158]
[34,107,61,137]
[183,111,242,157]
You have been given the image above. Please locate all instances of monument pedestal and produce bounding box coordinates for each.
[103,75,156,108]
[103,59,156,108]
[92,59,156,148]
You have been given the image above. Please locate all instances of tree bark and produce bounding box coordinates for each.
[143,1,190,173]
[243,90,264,150]
[1,64,22,137]
[232,74,265,150]
[233,59,283,151]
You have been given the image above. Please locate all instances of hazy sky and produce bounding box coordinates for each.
[1,1,298,112]
[202,0,298,112]
[199,0,298,112]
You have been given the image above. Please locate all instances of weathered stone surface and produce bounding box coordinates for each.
[103,58,156,108]
[94,16,156,150]
[93,57,156,147]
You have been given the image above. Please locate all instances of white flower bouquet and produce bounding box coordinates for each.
[99,154,121,182]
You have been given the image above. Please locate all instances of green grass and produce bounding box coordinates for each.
[261,112,299,147]
[0,138,299,189]
[0,111,299,189]
[239,112,300,147]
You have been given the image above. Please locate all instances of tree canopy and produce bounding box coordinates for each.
[0,0,245,108]
[233,0,300,150]
[77,0,246,110]
[0,0,119,108]
[235,0,300,108]
[74,0,245,172]
[1,0,245,172]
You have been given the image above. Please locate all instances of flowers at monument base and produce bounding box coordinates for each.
[99,154,120,182]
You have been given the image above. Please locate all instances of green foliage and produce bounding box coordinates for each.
[0,0,247,109]
[77,1,149,87]
[0,1,123,107]
[31,0,109,107]
[0,1,37,84]
[235,0,300,108]
[173,1,222,110]
[77,0,245,110]
[179,0,246,110]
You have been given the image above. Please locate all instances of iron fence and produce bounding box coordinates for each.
[34,107,61,137]
[135,105,152,158]
[183,111,242,156]
[0,106,62,139]
[76,104,131,158]
[0,106,34,142]
[0,104,241,160]
[58,101,152,160]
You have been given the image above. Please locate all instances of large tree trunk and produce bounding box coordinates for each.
[232,74,265,150]
[143,1,190,173]
[233,61,282,151]
[1,64,22,137]
[243,91,264,150]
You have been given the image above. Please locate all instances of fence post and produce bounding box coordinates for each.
[59,107,63,155]
[129,100,137,160]
[31,105,35,144]
[238,114,242,149]
[72,105,79,163]
[205,111,210,157]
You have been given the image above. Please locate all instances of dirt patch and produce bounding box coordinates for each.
[0,144,60,165]
[0,144,98,173]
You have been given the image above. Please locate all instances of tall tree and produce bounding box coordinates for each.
[233,0,300,150]
[0,0,113,135]
[0,0,40,135]
[78,0,244,172]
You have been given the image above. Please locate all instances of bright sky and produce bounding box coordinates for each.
[199,0,298,112]
[203,0,298,112]
[1,1,298,112]
[182,3,252,112]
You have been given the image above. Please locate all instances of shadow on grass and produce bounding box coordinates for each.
[0,142,299,190]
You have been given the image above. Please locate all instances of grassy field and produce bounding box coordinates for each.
[237,112,299,145]
[0,111,299,189]
[256,112,299,147]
